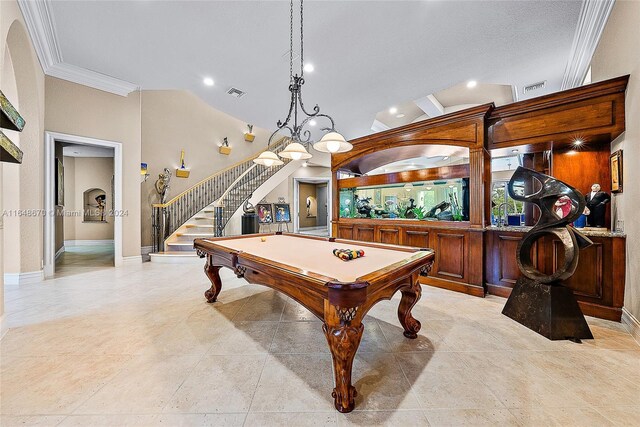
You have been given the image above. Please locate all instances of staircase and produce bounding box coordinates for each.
[149,138,291,263]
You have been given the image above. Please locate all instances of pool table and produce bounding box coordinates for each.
[194,232,435,413]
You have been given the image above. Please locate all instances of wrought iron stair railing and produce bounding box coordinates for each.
[151,138,290,252]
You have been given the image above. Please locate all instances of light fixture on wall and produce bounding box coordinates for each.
[219,137,232,155]
[244,124,255,142]
[254,0,351,167]
[175,150,190,178]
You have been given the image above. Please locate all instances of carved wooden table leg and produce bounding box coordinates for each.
[398,274,422,339]
[203,256,222,303]
[323,282,367,413]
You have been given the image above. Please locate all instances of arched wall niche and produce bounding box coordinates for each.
[83,188,107,222]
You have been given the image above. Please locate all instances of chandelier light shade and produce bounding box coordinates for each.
[253,150,284,167]
[254,0,352,166]
[313,131,352,154]
[279,142,312,160]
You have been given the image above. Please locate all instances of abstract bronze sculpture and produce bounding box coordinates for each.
[502,166,594,341]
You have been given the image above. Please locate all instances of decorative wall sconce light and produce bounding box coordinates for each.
[175,149,191,178]
[141,162,150,183]
[219,137,232,155]
[244,124,255,142]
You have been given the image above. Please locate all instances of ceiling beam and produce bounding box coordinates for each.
[414,94,444,118]
[561,0,615,90]
[370,119,390,133]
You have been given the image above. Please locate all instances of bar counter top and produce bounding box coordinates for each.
[485,225,626,238]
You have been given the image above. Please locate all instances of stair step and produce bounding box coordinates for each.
[166,242,196,251]
[194,216,214,220]
[185,224,215,228]
[151,251,198,256]
[149,251,202,264]
[176,232,216,238]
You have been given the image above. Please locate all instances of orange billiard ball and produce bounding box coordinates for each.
[260,237,267,242]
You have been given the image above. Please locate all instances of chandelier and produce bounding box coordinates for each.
[254,0,352,167]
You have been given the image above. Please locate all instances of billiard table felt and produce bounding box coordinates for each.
[208,234,417,283]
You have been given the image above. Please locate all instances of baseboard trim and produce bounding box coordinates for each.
[55,246,65,260]
[3,270,45,285]
[122,255,142,265]
[421,276,485,298]
[64,239,114,246]
[622,307,640,345]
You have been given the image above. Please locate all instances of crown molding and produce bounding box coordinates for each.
[561,0,615,90]
[16,0,62,70]
[47,62,139,96]
[17,0,139,97]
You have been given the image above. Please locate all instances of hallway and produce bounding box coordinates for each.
[55,244,114,278]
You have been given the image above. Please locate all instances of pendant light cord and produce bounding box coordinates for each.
[300,0,304,78]
[288,0,305,81]
[289,0,294,84]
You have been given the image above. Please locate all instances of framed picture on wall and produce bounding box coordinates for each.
[55,158,64,206]
[274,203,291,223]
[610,150,623,193]
[257,203,273,224]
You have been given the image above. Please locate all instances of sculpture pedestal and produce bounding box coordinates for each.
[502,277,593,341]
[241,214,259,235]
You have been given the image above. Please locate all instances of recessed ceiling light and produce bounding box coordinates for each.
[389,107,398,114]
[442,156,449,160]
[396,114,405,118]
[466,80,477,88]
[309,119,317,126]
[203,77,214,86]
[512,149,519,153]
[567,150,578,155]
[573,139,583,145]
[303,63,314,73]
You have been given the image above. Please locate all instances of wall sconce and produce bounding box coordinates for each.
[244,124,255,142]
[141,162,150,183]
[175,149,191,178]
[219,137,232,155]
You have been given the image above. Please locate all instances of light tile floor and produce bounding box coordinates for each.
[1,261,639,426]
[54,244,115,277]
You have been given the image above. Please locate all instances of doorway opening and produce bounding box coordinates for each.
[54,142,115,277]
[293,178,331,237]
[44,132,123,278]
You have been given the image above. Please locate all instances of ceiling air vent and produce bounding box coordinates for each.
[523,80,546,94]
[226,87,246,98]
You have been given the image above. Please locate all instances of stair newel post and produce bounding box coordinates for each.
[214,200,224,237]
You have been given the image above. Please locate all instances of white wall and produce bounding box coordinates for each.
[140,90,276,247]
[591,0,640,321]
[45,77,141,258]
[1,0,47,321]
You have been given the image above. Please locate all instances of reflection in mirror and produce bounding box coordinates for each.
[490,144,552,226]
